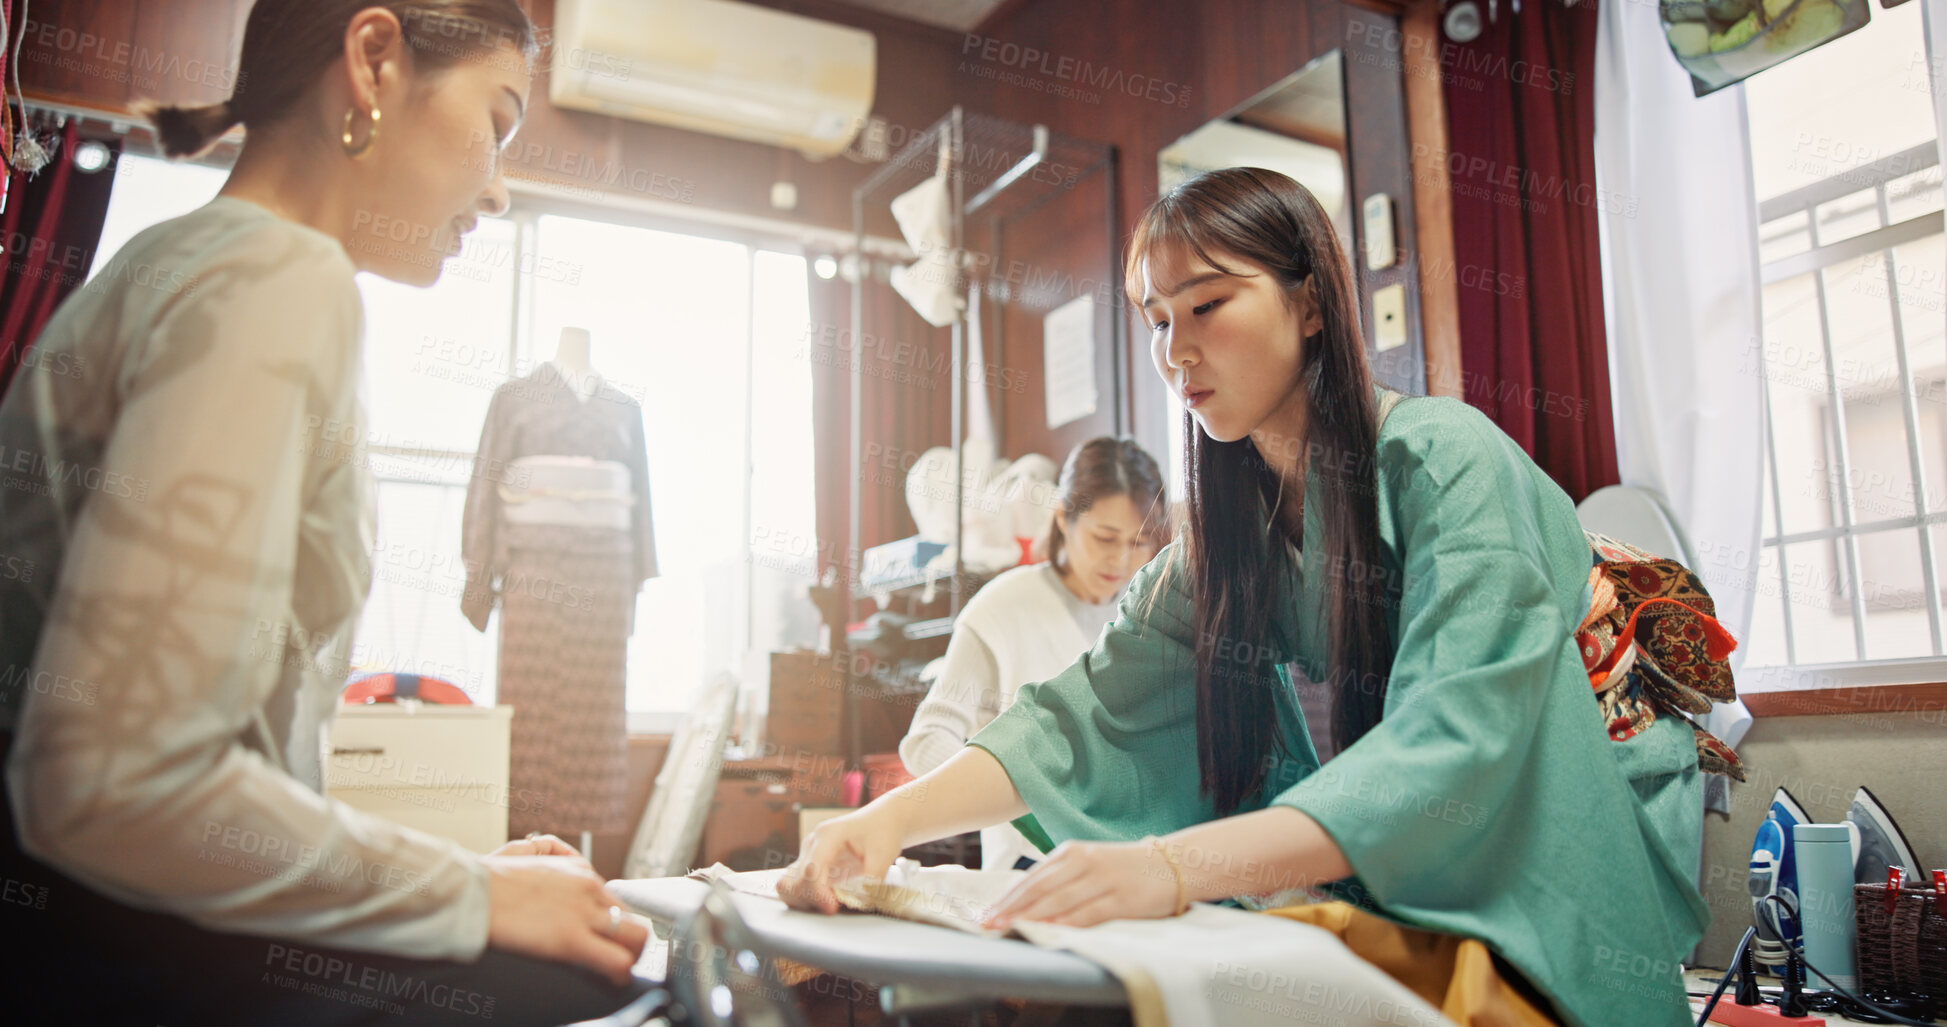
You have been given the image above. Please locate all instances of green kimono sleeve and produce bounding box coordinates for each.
[1270,398,1708,1027]
[967,542,1317,848]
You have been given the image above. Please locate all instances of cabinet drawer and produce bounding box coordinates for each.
[331,785,509,854]
[326,705,511,791]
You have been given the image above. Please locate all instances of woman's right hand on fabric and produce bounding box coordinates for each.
[482,854,647,985]
[777,806,909,914]
[779,747,1029,913]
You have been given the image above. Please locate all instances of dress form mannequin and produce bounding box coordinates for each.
[463,323,658,843]
[550,327,600,403]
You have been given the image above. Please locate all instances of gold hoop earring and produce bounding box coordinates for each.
[341,106,381,159]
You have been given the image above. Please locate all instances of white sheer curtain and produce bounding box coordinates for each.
[1593,0,1764,794]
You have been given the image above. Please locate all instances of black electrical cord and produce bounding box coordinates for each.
[1754,894,1937,1027]
[1777,948,1808,1019]
[1696,926,1758,1027]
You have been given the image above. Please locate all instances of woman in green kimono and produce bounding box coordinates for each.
[778,167,1713,1027]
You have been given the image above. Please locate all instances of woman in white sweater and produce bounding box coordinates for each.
[899,437,1167,869]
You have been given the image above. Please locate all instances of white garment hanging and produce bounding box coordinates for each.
[888,163,962,326]
[890,255,961,327]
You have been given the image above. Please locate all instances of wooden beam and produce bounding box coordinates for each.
[1232,108,1347,153]
[1744,682,1947,719]
[1401,0,1461,399]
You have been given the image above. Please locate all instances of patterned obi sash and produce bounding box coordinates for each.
[1576,531,1745,780]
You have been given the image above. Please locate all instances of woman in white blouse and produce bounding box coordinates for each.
[0,2,650,1023]
[899,436,1168,869]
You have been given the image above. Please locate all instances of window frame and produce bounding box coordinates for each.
[1747,124,1947,714]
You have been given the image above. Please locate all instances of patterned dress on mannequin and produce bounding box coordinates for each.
[461,362,657,838]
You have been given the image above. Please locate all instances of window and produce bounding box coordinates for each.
[89,155,817,726]
[522,214,818,723]
[88,154,228,279]
[1744,1,1946,684]
[352,215,523,705]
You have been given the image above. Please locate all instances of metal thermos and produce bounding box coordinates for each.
[1793,822,1857,991]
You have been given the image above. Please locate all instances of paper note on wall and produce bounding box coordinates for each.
[1043,296,1098,430]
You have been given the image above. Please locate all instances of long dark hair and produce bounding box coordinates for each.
[1039,436,1169,568]
[141,1,539,159]
[1126,167,1391,815]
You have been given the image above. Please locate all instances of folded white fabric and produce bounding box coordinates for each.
[685,864,1455,1027]
[890,253,961,327]
[890,171,951,252]
[1012,904,1456,1027]
[888,170,962,326]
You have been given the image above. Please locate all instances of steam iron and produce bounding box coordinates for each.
[1748,788,1808,974]
[1847,785,1924,884]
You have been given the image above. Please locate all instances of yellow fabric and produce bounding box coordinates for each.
[1261,902,1558,1027]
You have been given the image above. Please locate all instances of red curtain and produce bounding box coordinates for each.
[0,120,120,401]
[806,260,954,607]
[1439,0,1618,502]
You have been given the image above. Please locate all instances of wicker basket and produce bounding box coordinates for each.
[1852,882,1947,1000]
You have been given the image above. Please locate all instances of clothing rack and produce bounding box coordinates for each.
[842,106,1116,772]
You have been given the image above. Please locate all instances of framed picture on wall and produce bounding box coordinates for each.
[1662,0,1874,96]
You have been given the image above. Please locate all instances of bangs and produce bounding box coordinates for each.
[1123,196,1250,307]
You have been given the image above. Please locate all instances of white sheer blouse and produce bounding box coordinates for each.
[0,196,489,959]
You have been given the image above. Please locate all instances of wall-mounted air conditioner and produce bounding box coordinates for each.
[550,0,876,159]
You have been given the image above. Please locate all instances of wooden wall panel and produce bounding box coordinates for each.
[1199,0,1263,120]
[15,0,237,111]
[1402,0,1461,398]
[1341,4,1424,395]
[983,171,1119,464]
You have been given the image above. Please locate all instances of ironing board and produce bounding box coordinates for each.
[609,876,1129,1015]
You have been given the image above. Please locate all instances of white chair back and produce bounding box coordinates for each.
[1575,484,1695,566]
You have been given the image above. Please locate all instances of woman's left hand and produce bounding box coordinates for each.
[981,838,1182,930]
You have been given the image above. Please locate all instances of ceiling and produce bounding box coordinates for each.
[1233,51,1347,153]
[822,0,1012,31]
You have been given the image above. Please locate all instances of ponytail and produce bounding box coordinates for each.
[137,100,242,160]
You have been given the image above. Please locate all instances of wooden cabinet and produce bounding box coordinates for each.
[767,650,847,757]
[696,777,800,872]
[693,753,857,871]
